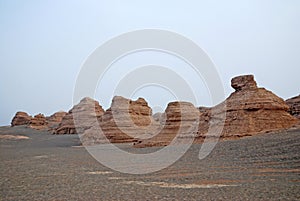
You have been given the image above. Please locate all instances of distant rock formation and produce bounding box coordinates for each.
[134,101,199,148]
[11,112,32,126]
[46,111,67,130]
[81,96,158,145]
[196,75,298,139]
[11,111,67,131]
[28,113,48,130]
[53,97,104,134]
[10,75,299,147]
[286,95,300,119]
[152,112,166,123]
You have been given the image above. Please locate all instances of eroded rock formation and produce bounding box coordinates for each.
[28,113,48,130]
[134,101,199,148]
[10,75,298,147]
[46,111,67,130]
[286,95,300,119]
[134,75,298,147]
[11,112,32,126]
[53,97,104,134]
[81,96,158,145]
[196,75,298,139]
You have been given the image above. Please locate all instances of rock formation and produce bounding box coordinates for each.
[46,111,67,130]
[11,111,67,131]
[81,96,158,145]
[196,75,298,139]
[28,113,48,130]
[11,112,32,126]
[9,75,299,147]
[134,101,199,148]
[53,97,104,134]
[152,112,166,124]
[134,75,298,147]
[286,95,300,119]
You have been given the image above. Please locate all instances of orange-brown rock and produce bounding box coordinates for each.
[46,111,67,129]
[134,101,199,148]
[81,96,158,145]
[134,75,298,147]
[28,113,48,130]
[11,112,32,126]
[53,97,104,134]
[286,95,300,119]
[196,75,298,139]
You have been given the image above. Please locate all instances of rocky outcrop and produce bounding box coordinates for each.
[53,97,104,134]
[28,113,48,130]
[9,75,299,146]
[134,75,298,147]
[231,75,257,91]
[196,75,298,139]
[134,101,199,148]
[46,111,67,130]
[11,111,67,131]
[11,112,32,126]
[81,96,158,145]
[286,95,300,119]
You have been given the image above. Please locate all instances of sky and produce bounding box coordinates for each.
[0,0,300,126]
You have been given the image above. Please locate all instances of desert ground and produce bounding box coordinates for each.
[0,126,299,201]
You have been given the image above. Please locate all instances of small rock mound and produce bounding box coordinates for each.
[29,113,48,130]
[286,95,300,119]
[11,112,32,126]
[53,97,104,134]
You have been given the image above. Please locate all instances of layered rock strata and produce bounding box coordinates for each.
[286,95,300,119]
[196,75,298,139]
[53,97,104,134]
[11,112,32,126]
[134,101,199,147]
[81,96,158,145]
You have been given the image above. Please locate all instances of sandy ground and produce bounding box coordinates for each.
[0,126,299,201]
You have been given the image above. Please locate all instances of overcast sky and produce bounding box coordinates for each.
[1,0,300,126]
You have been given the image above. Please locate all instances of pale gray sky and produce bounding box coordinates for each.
[1,0,300,125]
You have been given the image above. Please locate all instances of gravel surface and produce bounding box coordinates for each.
[0,126,299,201]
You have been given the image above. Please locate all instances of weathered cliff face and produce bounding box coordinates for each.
[53,97,104,134]
[196,75,298,139]
[286,95,300,119]
[11,112,32,126]
[134,101,199,148]
[81,96,158,145]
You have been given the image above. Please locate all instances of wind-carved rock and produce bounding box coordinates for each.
[11,112,32,126]
[231,75,257,91]
[53,97,104,134]
[196,75,298,139]
[286,95,300,119]
[28,113,48,130]
[134,101,200,148]
[46,111,67,130]
[10,75,298,146]
[81,96,159,145]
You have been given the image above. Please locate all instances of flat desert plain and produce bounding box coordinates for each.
[0,126,299,201]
